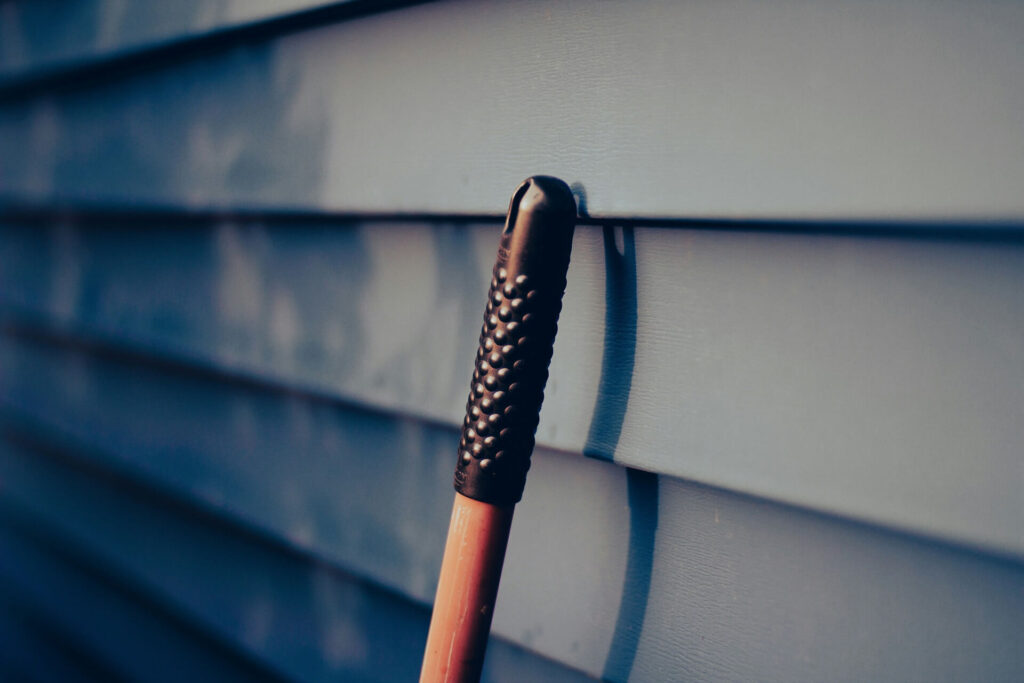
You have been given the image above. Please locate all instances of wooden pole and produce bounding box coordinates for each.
[419,494,513,682]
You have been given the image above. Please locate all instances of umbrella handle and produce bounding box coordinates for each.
[420,176,577,682]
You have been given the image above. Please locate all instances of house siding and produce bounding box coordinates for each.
[1,1,1022,680]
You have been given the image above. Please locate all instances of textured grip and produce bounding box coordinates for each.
[454,176,577,505]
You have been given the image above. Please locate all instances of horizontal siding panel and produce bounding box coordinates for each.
[0,333,631,676]
[0,507,284,682]
[0,332,465,605]
[0,367,1021,681]
[0,436,592,683]
[0,0,358,83]
[1,219,1022,556]
[0,586,120,683]
[2,0,1024,219]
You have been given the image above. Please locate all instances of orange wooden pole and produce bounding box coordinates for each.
[420,494,514,683]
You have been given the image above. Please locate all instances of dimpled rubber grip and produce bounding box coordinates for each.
[454,177,577,506]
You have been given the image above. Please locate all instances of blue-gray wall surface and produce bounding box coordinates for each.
[1,1,1022,681]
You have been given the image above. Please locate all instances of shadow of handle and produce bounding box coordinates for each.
[581,224,659,681]
[584,225,638,460]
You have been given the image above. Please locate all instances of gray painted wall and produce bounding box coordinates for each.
[3,0,1024,219]
[0,0,336,80]
[1,0,1022,680]
[0,329,1021,681]
[1,219,1021,557]
[1,217,1022,680]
